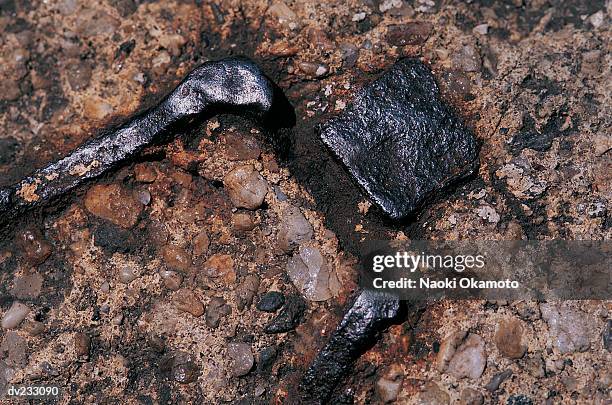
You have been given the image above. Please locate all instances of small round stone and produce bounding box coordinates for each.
[205,297,232,328]
[161,245,192,272]
[112,314,124,325]
[118,266,138,284]
[227,342,254,377]
[495,317,526,359]
[232,212,256,232]
[17,229,52,265]
[223,165,268,210]
[192,230,210,257]
[277,206,313,252]
[174,288,204,317]
[1,302,30,329]
[74,332,91,358]
[160,270,183,290]
[135,189,151,205]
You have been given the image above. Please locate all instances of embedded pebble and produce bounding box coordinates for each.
[160,270,183,291]
[452,44,482,72]
[438,331,486,379]
[485,369,512,392]
[135,189,151,205]
[192,230,210,257]
[1,302,30,329]
[11,273,43,299]
[66,60,92,90]
[540,303,592,353]
[277,206,313,252]
[160,351,199,383]
[24,320,44,336]
[174,289,204,317]
[352,12,366,22]
[306,28,335,51]
[74,332,90,359]
[232,212,256,232]
[268,1,298,27]
[112,314,124,326]
[298,61,328,77]
[473,24,489,35]
[476,205,500,223]
[205,297,232,328]
[459,388,484,405]
[257,291,285,312]
[495,317,526,359]
[386,21,433,46]
[286,246,340,301]
[224,133,261,161]
[235,274,260,310]
[264,295,306,333]
[17,229,52,265]
[101,282,110,293]
[118,266,138,284]
[0,331,27,367]
[203,254,236,284]
[339,42,359,68]
[603,319,611,352]
[376,364,403,403]
[418,382,450,405]
[84,184,143,228]
[147,221,169,246]
[227,342,254,377]
[255,382,266,396]
[379,0,402,12]
[133,163,157,183]
[376,377,402,403]
[161,245,192,272]
[223,165,268,210]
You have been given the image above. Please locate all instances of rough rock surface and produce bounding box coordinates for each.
[0,0,609,403]
[84,184,142,228]
[286,246,340,301]
[540,304,592,353]
[277,206,314,251]
[319,58,479,219]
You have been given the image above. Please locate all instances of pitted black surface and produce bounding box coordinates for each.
[299,290,401,403]
[319,58,479,220]
[0,56,293,233]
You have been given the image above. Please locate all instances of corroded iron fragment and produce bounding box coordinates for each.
[299,290,400,403]
[319,58,479,220]
[0,56,292,230]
